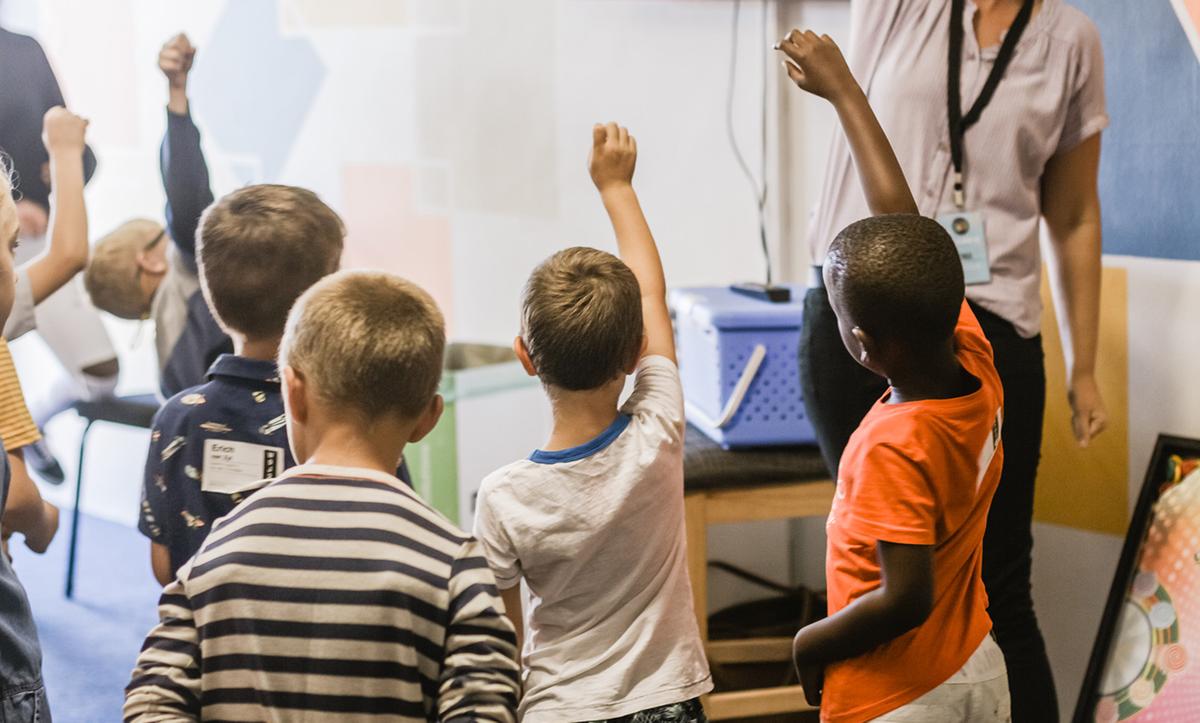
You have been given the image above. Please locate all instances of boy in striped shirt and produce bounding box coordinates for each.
[125,271,520,722]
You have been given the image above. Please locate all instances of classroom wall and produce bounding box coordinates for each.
[0,0,802,613]
[5,0,787,339]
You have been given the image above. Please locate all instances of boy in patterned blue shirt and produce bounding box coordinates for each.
[137,36,349,583]
[139,174,347,582]
[138,35,418,584]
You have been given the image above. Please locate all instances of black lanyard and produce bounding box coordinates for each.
[947,0,1035,207]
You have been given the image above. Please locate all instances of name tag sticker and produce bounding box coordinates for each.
[937,210,991,285]
[975,408,1003,491]
[202,439,285,494]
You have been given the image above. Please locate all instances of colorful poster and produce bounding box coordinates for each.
[1095,458,1200,721]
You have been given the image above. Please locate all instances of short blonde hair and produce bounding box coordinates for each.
[280,271,445,421]
[84,218,164,319]
[1,154,15,216]
[521,247,643,391]
[0,154,12,196]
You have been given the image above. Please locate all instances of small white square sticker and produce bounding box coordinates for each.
[202,439,286,494]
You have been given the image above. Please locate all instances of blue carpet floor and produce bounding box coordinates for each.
[11,512,162,722]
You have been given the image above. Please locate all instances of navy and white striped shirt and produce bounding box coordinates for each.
[125,464,520,722]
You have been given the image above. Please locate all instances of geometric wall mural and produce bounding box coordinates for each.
[1071,0,1200,261]
[189,0,325,180]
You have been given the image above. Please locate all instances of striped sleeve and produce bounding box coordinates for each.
[437,540,521,723]
[0,340,41,450]
[124,572,202,722]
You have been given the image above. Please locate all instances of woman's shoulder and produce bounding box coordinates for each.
[1044,1,1103,53]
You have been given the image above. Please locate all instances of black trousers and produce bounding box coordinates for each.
[798,286,1058,723]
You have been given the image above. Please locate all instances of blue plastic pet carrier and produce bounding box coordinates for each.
[669,285,816,449]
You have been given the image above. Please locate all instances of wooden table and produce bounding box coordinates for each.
[683,427,834,719]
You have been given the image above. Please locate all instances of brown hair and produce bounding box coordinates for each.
[521,247,643,391]
[84,218,164,320]
[280,271,445,421]
[198,184,344,339]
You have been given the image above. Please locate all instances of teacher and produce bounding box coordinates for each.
[799,1,1107,720]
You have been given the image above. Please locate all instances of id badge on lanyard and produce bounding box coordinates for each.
[944,0,1034,286]
[937,210,990,285]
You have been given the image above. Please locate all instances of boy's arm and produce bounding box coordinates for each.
[124,575,203,721]
[589,123,675,364]
[438,543,521,722]
[140,410,181,586]
[2,451,59,554]
[777,31,917,216]
[22,107,89,305]
[158,34,213,273]
[150,543,173,587]
[792,541,933,704]
[472,485,525,659]
[500,585,524,658]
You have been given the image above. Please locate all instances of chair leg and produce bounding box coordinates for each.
[64,421,93,599]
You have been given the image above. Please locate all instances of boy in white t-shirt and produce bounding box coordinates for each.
[473,124,712,722]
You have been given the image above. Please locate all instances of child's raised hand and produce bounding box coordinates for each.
[588,122,637,193]
[159,33,196,90]
[775,30,856,102]
[41,107,88,156]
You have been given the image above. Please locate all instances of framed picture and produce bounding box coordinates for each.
[1074,434,1200,722]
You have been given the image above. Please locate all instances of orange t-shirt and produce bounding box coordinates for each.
[821,301,1005,722]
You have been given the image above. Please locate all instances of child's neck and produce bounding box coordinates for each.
[301,419,409,478]
[543,379,626,452]
[234,334,282,362]
[886,341,978,404]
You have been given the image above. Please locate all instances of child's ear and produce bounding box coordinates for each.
[622,335,648,375]
[135,250,168,276]
[513,336,537,377]
[282,366,308,426]
[408,394,445,444]
[851,327,875,365]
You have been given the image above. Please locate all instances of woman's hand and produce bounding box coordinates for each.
[1068,374,1107,448]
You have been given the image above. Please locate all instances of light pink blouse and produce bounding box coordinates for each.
[807,0,1108,337]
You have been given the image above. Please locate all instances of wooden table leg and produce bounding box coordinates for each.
[684,492,708,644]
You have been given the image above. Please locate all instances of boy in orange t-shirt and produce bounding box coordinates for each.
[777,31,1010,722]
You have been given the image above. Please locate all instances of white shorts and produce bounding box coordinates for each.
[870,634,1011,722]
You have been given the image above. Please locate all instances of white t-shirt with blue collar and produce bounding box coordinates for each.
[474,355,712,722]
